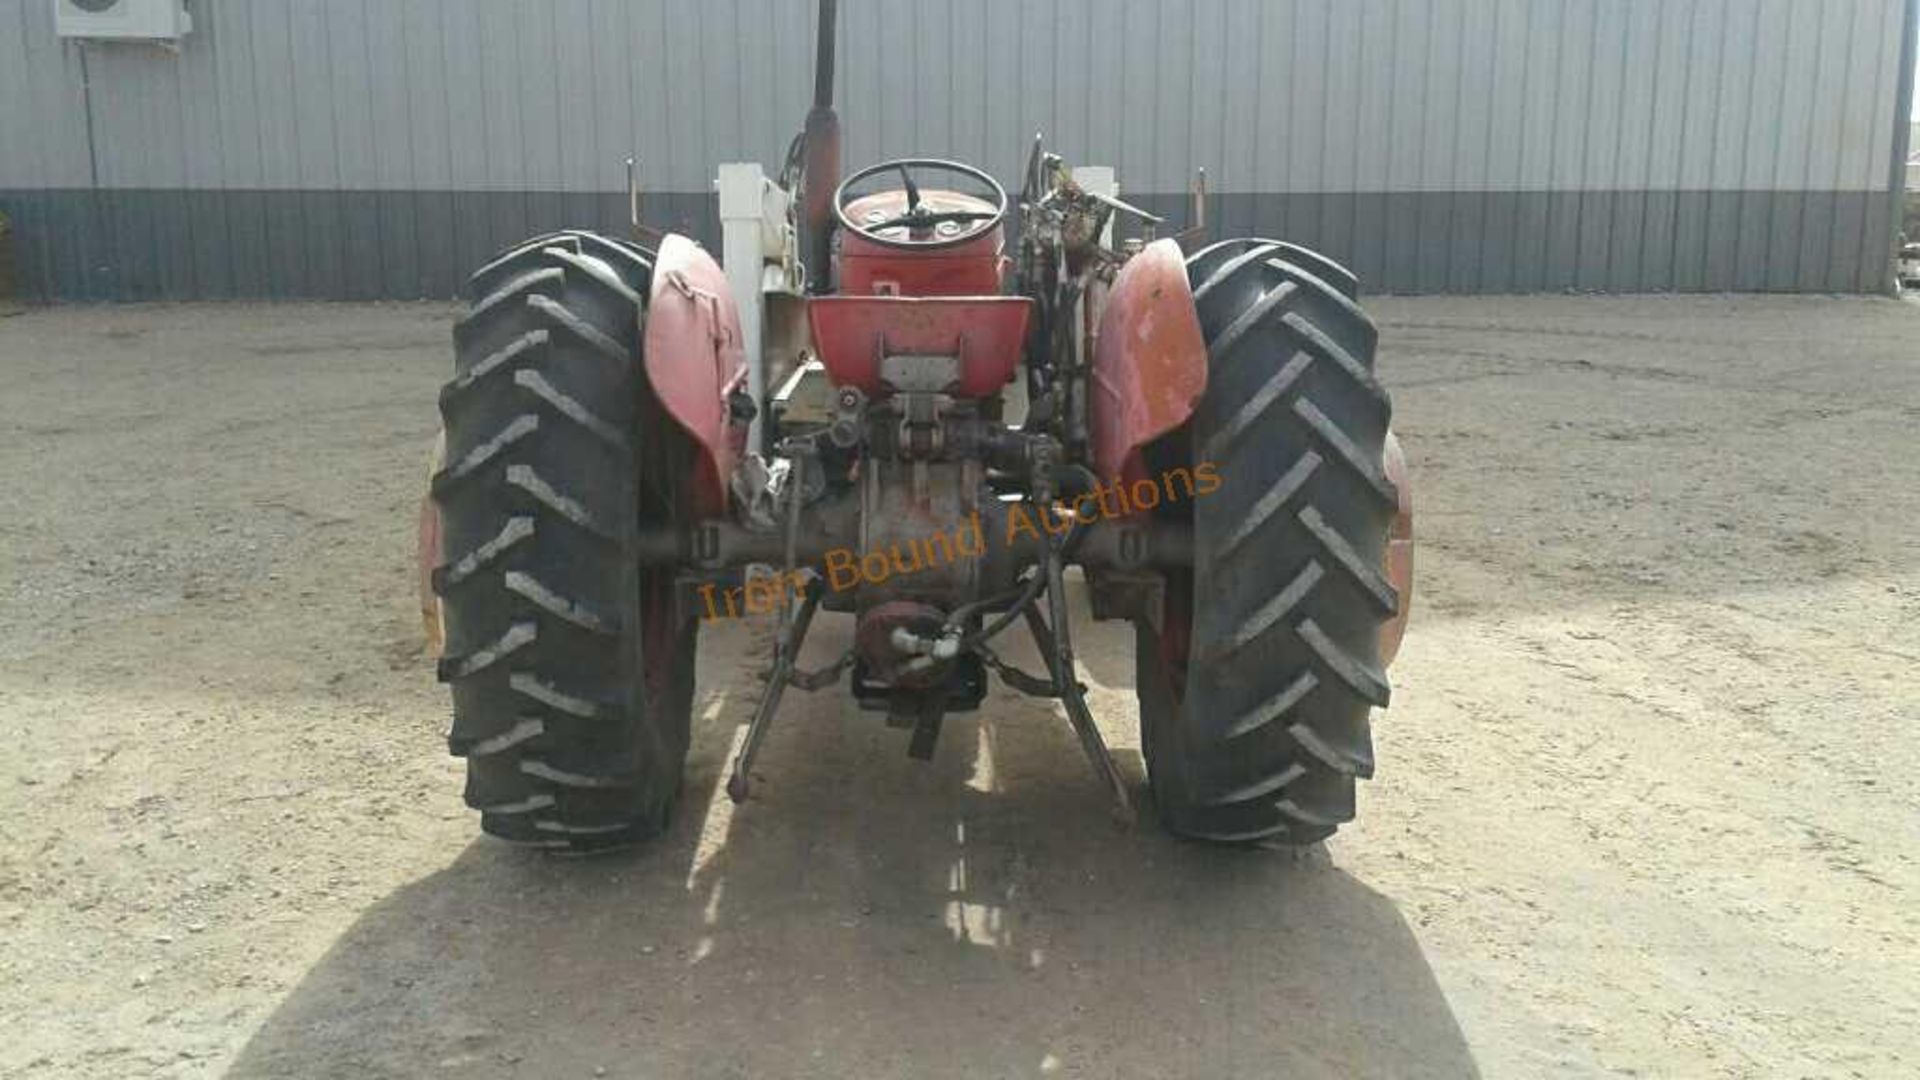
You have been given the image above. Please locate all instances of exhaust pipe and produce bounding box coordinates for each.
[802,0,840,294]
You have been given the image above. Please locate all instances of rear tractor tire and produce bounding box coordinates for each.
[431,230,698,853]
[1137,239,1399,846]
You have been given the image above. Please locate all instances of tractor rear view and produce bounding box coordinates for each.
[420,0,1412,852]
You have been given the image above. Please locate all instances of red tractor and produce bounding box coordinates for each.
[420,1,1411,852]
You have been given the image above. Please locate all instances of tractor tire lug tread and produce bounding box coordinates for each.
[431,232,697,854]
[1136,244,1396,846]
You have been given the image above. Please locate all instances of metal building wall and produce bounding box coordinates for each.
[1,0,1912,300]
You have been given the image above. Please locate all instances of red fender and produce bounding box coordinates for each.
[644,234,747,518]
[1089,238,1209,481]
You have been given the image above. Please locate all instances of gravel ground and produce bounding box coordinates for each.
[0,293,1915,1079]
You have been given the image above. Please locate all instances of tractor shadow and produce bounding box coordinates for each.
[229,614,1477,1079]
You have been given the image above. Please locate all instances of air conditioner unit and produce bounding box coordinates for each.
[53,0,192,40]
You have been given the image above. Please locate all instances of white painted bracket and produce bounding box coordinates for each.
[716,163,802,453]
[1071,165,1118,247]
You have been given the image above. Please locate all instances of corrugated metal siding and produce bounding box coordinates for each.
[0,0,1912,299]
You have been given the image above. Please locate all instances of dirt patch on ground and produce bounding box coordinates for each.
[0,294,1915,1078]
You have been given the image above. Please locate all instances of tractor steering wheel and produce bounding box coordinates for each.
[834,158,1008,249]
